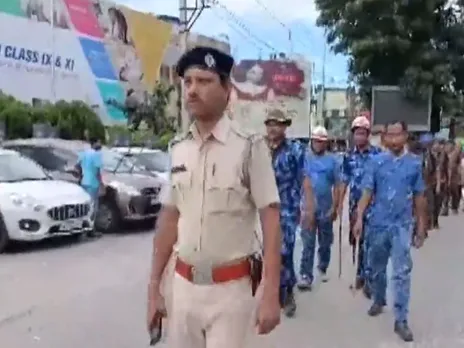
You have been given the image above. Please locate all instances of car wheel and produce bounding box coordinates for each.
[95,199,121,233]
[0,215,10,253]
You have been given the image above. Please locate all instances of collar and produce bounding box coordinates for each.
[353,144,373,154]
[189,115,231,144]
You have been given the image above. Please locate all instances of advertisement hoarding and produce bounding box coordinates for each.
[0,0,172,125]
[229,58,311,138]
[371,86,431,132]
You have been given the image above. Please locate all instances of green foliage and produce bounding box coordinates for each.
[139,81,177,135]
[0,91,105,140]
[315,0,464,115]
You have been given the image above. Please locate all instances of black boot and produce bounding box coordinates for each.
[283,289,296,318]
[367,303,384,317]
[362,284,372,299]
[394,321,414,342]
[355,277,364,290]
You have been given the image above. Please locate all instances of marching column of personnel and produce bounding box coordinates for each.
[146,46,464,347]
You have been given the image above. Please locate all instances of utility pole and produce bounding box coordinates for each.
[179,0,209,133]
[50,0,56,103]
[321,40,327,127]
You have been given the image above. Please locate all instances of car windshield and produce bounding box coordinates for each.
[101,149,145,173]
[131,152,170,172]
[0,154,49,182]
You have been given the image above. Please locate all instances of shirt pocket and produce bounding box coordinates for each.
[205,169,248,214]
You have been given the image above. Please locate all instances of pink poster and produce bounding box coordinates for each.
[63,0,103,38]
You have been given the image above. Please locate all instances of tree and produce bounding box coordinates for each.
[315,0,464,116]
[143,81,176,135]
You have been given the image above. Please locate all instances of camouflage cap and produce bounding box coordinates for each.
[264,109,291,126]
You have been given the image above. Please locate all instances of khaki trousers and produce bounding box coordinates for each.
[168,272,256,348]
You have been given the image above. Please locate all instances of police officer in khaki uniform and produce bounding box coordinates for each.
[147,46,282,348]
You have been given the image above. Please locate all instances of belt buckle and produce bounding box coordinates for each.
[191,261,213,285]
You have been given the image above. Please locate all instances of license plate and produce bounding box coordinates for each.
[61,219,80,231]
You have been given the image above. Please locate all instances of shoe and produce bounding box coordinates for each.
[394,321,414,342]
[297,276,312,291]
[355,277,365,290]
[367,303,383,317]
[283,291,296,318]
[362,284,372,299]
[318,269,329,282]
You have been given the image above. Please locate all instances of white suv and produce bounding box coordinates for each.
[0,149,94,252]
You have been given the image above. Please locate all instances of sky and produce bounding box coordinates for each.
[119,0,348,87]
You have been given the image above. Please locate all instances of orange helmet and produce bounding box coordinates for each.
[351,116,370,131]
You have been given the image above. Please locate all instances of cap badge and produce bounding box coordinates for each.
[204,53,216,68]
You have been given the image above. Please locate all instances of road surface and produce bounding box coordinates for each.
[0,213,463,348]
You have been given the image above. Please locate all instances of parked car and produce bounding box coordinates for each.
[0,148,93,252]
[112,147,170,181]
[3,139,165,233]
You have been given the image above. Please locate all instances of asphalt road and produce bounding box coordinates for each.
[1,212,464,348]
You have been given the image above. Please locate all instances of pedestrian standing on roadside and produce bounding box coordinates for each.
[419,133,436,232]
[432,138,448,223]
[297,126,339,290]
[76,136,103,238]
[445,140,461,214]
[338,116,381,298]
[264,109,307,317]
[353,120,427,342]
[146,46,281,348]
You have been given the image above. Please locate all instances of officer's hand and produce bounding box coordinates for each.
[147,288,166,333]
[302,213,316,231]
[413,233,425,249]
[327,207,337,221]
[352,218,363,240]
[256,291,281,335]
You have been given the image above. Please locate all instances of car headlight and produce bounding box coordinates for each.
[9,193,45,211]
[109,181,140,196]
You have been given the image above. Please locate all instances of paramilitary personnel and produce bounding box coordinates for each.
[339,116,381,298]
[353,120,427,342]
[146,46,281,348]
[298,126,339,290]
[264,109,307,317]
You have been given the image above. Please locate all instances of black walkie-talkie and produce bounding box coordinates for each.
[149,318,162,346]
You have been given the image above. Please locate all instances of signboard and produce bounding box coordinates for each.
[371,86,431,132]
[229,58,311,138]
[0,0,172,125]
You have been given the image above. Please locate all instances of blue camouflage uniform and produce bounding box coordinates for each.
[362,151,425,323]
[271,138,306,301]
[299,150,339,282]
[340,145,381,285]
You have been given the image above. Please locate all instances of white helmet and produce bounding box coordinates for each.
[351,116,370,130]
[311,126,328,141]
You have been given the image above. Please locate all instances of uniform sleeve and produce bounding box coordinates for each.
[249,137,280,209]
[340,153,351,184]
[295,142,306,189]
[333,156,341,184]
[361,157,376,191]
[160,147,178,207]
[160,184,177,207]
[412,160,426,195]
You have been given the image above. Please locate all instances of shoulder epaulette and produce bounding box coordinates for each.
[230,121,263,142]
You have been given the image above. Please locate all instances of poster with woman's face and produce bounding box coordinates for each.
[90,0,144,100]
[231,59,307,102]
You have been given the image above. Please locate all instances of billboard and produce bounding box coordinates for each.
[0,0,172,124]
[229,58,311,138]
[371,86,431,132]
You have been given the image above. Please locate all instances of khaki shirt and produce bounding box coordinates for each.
[162,115,280,265]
